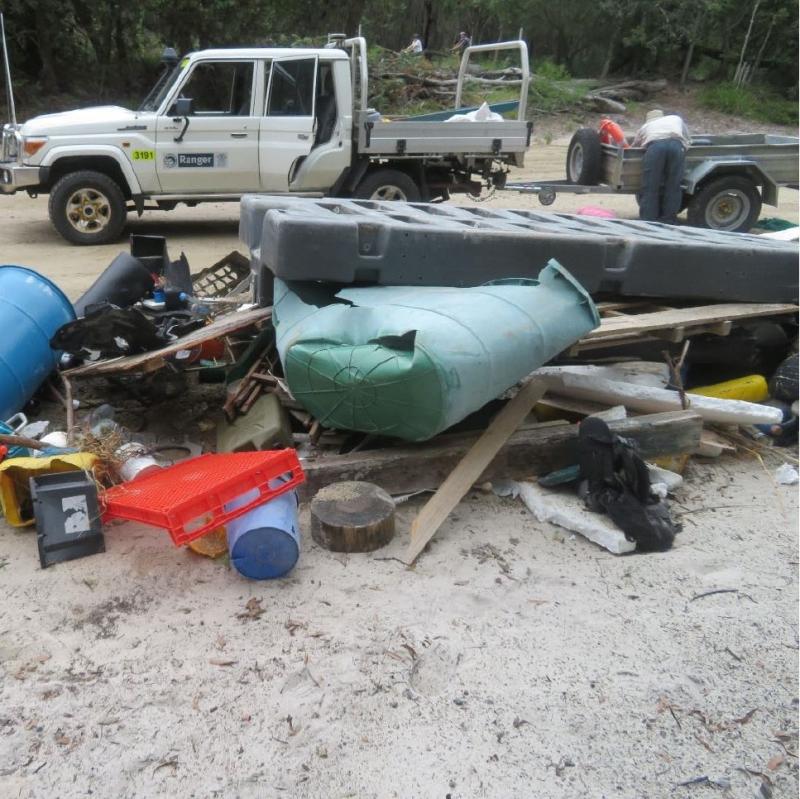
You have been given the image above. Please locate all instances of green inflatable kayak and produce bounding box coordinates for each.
[274,259,599,441]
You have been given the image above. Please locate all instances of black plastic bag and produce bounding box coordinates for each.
[51,305,164,359]
[577,417,680,552]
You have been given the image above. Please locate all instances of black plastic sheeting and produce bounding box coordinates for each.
[239,196,798,304]
[73,235,193,318]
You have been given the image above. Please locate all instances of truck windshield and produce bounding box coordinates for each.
[139,61,186,112]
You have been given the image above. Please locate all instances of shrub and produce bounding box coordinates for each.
[699,82,797,126]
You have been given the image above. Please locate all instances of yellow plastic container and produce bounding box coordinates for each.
[187,526,228,559]
[689,374,769,403]
[0,453,98,527]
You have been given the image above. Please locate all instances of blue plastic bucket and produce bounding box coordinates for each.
[225,480,300,579]
[0,266,75,420]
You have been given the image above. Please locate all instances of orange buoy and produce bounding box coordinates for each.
[598,118,628,148]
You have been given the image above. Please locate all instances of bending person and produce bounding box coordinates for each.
[633,109,690,224]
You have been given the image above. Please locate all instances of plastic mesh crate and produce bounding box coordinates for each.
[191,251,251,298]
[101,450,304,546]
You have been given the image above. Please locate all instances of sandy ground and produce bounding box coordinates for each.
[0,144,798,798]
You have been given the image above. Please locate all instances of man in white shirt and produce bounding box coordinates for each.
[632,109,691,224]
[402,34,424,55]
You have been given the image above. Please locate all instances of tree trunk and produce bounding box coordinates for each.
[422,0,435,51]
[600,32,617,80]
[493,25,502,64]
[582,94,626,113]
[750,16,775,79]
[680,41,697,89]
[680,13,704,89]
[735,0,761,82]
[555,28,569,70]
[310,481,395,553]
[344,0,368,37]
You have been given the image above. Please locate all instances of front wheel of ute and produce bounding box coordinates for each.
[48,170,127,245]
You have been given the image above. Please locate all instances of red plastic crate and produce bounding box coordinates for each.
[101,450,305,546]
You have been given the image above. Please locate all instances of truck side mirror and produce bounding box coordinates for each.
[172,98,193,142]
[173,97,194,119]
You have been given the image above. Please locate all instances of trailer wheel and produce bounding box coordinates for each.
[687,175,762,233]
[354,169,421,202]
[566,128,603,185]
[49,170,127,245]
[538,187,557,206]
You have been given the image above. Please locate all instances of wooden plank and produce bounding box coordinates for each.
[581,303,797,342]
[652,325,686,343]
[595,300,656,313]
[571,331,696,352]
[405,378,547,564]
[537,394,619,417]
[709,320,733,336]
[299,410,703,501]
[695,429,737,457]
[65,307,272,376]
[570,310,793,353]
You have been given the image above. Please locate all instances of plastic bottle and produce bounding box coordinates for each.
[88,404,121,437]
[179,292,211,317]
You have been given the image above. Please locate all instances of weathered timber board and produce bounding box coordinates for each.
[299,410,702,500]
[580,303,797,342]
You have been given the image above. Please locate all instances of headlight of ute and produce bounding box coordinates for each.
[22,136,48,157]
[2,124,20,160]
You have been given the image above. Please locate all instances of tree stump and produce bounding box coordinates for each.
[310,481,395,553]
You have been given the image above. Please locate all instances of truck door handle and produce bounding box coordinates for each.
[297,133,310,141]
[230,132,248,138]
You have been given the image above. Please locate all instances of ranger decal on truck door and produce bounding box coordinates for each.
[161,152,228,168]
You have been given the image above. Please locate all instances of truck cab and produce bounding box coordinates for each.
[2,47,353,243]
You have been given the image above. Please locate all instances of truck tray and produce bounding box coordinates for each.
[239,196,798,304]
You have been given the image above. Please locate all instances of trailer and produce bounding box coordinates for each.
[506,130,799,233]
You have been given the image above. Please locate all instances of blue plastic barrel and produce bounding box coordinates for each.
[225,481,300,579]
[0,266,75,420]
